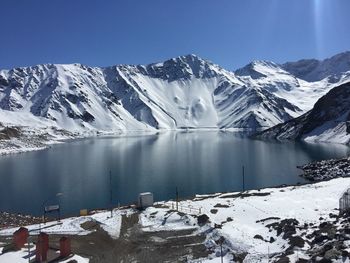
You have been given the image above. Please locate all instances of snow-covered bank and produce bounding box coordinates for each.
[0,209,131,238]
[0,110,73,155]
[0,108,161,155]
[141,177,350,262]
[1,178,350,262]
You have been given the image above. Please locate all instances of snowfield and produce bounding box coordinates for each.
[139,177,350,262]
[0,249,89,263]
[0,210,129,262]
[0,209,129,238]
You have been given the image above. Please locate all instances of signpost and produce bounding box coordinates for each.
[41,192,63,232]
[44,205,60,223]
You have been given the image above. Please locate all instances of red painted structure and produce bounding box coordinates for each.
[13,227,29,250]
[60,236,71,258]
[35,232,49,262]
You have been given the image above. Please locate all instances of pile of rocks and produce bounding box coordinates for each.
[298,157,350,181]
[259,211,350,262]
[0,211,42,228]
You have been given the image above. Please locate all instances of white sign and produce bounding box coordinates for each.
[45,205,60,212]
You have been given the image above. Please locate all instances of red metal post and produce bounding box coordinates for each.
[35,232,49,262]
[13,227,29,250]
[60,236,71,258]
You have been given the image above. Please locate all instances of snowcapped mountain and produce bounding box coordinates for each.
[255,82,350,144]
[234,58,349,113]
[0,52,350,139]
[281,51,350,83]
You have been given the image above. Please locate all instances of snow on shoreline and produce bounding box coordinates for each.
[0,124,162,156]
[0,122,256,156]
[0,209,131,239]
[140,177,350,262]
[1,178,350,262]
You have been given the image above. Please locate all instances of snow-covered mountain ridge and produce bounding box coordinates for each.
[281,51,350,83]
[255,81,350,144]
[0,52,350,139]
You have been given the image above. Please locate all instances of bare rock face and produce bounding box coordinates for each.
[0,126,21,140]
[197,214,209,226]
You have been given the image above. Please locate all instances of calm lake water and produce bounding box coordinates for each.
[0,131,349,216]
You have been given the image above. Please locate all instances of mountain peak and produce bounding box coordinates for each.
[251,60,277,67]
[165,54,211,66]
[135,54,220,82]
[282,51,350,82]
[327,51,350,61]
[235,60,280,79]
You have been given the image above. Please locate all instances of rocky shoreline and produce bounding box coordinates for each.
[298,157,350,181]
[0,212,42,228]
[263,211,350,262]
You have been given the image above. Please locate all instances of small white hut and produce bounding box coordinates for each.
[138,192,154,209]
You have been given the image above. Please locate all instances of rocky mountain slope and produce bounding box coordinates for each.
[0,52,350,147]
[255,82,350,144]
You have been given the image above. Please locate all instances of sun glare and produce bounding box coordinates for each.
[312,0,324,56]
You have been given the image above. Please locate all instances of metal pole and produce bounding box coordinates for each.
[242,165,245,192]
[28,235,30,263]
[110,170,113,218]
[176,186,179,211]
[42,192,63,227]
[220,243,223,263]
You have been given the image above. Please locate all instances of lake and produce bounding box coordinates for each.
[0,131,349,216]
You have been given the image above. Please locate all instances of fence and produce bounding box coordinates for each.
[339,188,350,213]
[168,202,202,215]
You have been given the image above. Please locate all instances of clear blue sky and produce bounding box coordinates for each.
[1,0,350,70]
